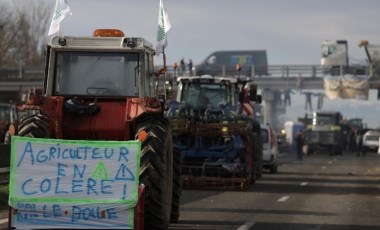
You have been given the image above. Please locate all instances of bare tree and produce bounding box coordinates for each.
[0,1,52,67]
[0,3,19,66]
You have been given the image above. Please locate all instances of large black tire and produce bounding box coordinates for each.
[250,134,257,185]
[170,148,181,223]
[17,113,49,138]
[137,119,173,230]
[252,121,262,179]
[270,163,278,174]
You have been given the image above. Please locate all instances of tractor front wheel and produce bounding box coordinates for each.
[17,113,49,138]
[137,119,173,230]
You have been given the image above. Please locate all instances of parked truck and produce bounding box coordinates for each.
[304,111,344,155]
[7,29,179,229]
[166,75,262,189]
[321,40,367,76]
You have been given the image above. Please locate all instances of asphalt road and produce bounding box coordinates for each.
[2,150,380,229]
[169,150,380,230]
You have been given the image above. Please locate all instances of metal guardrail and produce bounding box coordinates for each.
[168,65,328,78]
[0,67,43,81]
[0,65,378,92]
[0,64,375,79]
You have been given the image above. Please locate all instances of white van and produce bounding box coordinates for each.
[261,123,279,173]
[362,130,380,153]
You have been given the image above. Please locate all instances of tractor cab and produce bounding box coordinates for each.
[25,29,164,141]
[43,29,156,99]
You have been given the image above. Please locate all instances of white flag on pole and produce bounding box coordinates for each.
[48,0,72,36]
[156,0,171,56]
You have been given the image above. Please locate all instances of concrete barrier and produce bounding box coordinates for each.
[0,144,10,167]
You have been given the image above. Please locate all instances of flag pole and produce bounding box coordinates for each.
[163,45,167,100]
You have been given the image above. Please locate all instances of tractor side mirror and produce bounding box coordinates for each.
[254,95,262,104]
[165,81,173,99]
[249,84,258,101]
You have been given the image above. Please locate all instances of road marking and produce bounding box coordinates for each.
[327,161,332,164]
[0,218,8,224]
[300,182,308,186]
[237,222,256,230]
[278,196,289,202]
[321,166,327,169]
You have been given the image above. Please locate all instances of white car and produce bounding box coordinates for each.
[362,130,380,153]
[261,123,279,173]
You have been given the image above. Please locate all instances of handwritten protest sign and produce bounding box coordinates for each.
[9,136,141,229]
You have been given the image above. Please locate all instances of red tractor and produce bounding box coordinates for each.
[9,29,179,229]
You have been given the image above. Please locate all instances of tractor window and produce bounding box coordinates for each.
[315,114,336,125]
[180,83,230,107]
[54,51,139,97]
[144,52,154,97]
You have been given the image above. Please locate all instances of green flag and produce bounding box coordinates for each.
[156,0,171,56]
[48,0,72,36]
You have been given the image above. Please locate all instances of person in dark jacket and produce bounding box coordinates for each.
[295,129,304,161]
[356,131,364,157]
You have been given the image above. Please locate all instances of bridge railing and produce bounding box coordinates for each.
[0,64,374,81]
[260,65,325,78]
[162,65,327,79]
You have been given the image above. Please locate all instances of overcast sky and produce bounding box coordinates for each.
[5,0,378,65]
[4,0,380,128]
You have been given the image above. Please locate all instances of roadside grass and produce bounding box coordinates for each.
[0,184,9,210]
[0,172,9,210]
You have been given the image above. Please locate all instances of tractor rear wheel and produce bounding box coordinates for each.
[250,134,257,185]
[253,131,262,179]
[170,148,181,223]
[137,119,173,230]
[17,113,49,138]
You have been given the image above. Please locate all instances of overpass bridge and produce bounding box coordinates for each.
[1,65,379,130]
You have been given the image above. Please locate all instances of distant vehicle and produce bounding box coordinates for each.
[321,40,366,75]
[362,130,380,153]
[195,50,268,76]
[304,111,344,155]
[261,123,279,173]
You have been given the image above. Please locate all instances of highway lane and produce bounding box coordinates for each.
[169,150,380,230]
[1,150,380,229]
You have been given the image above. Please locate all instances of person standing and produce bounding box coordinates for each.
[356,131,363,157]
[302,92,314,111]
[180,58,185,75]
[283,88,294,107]
[295,129,304,161]
[314,92,325,110]
[188,59,193,76]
